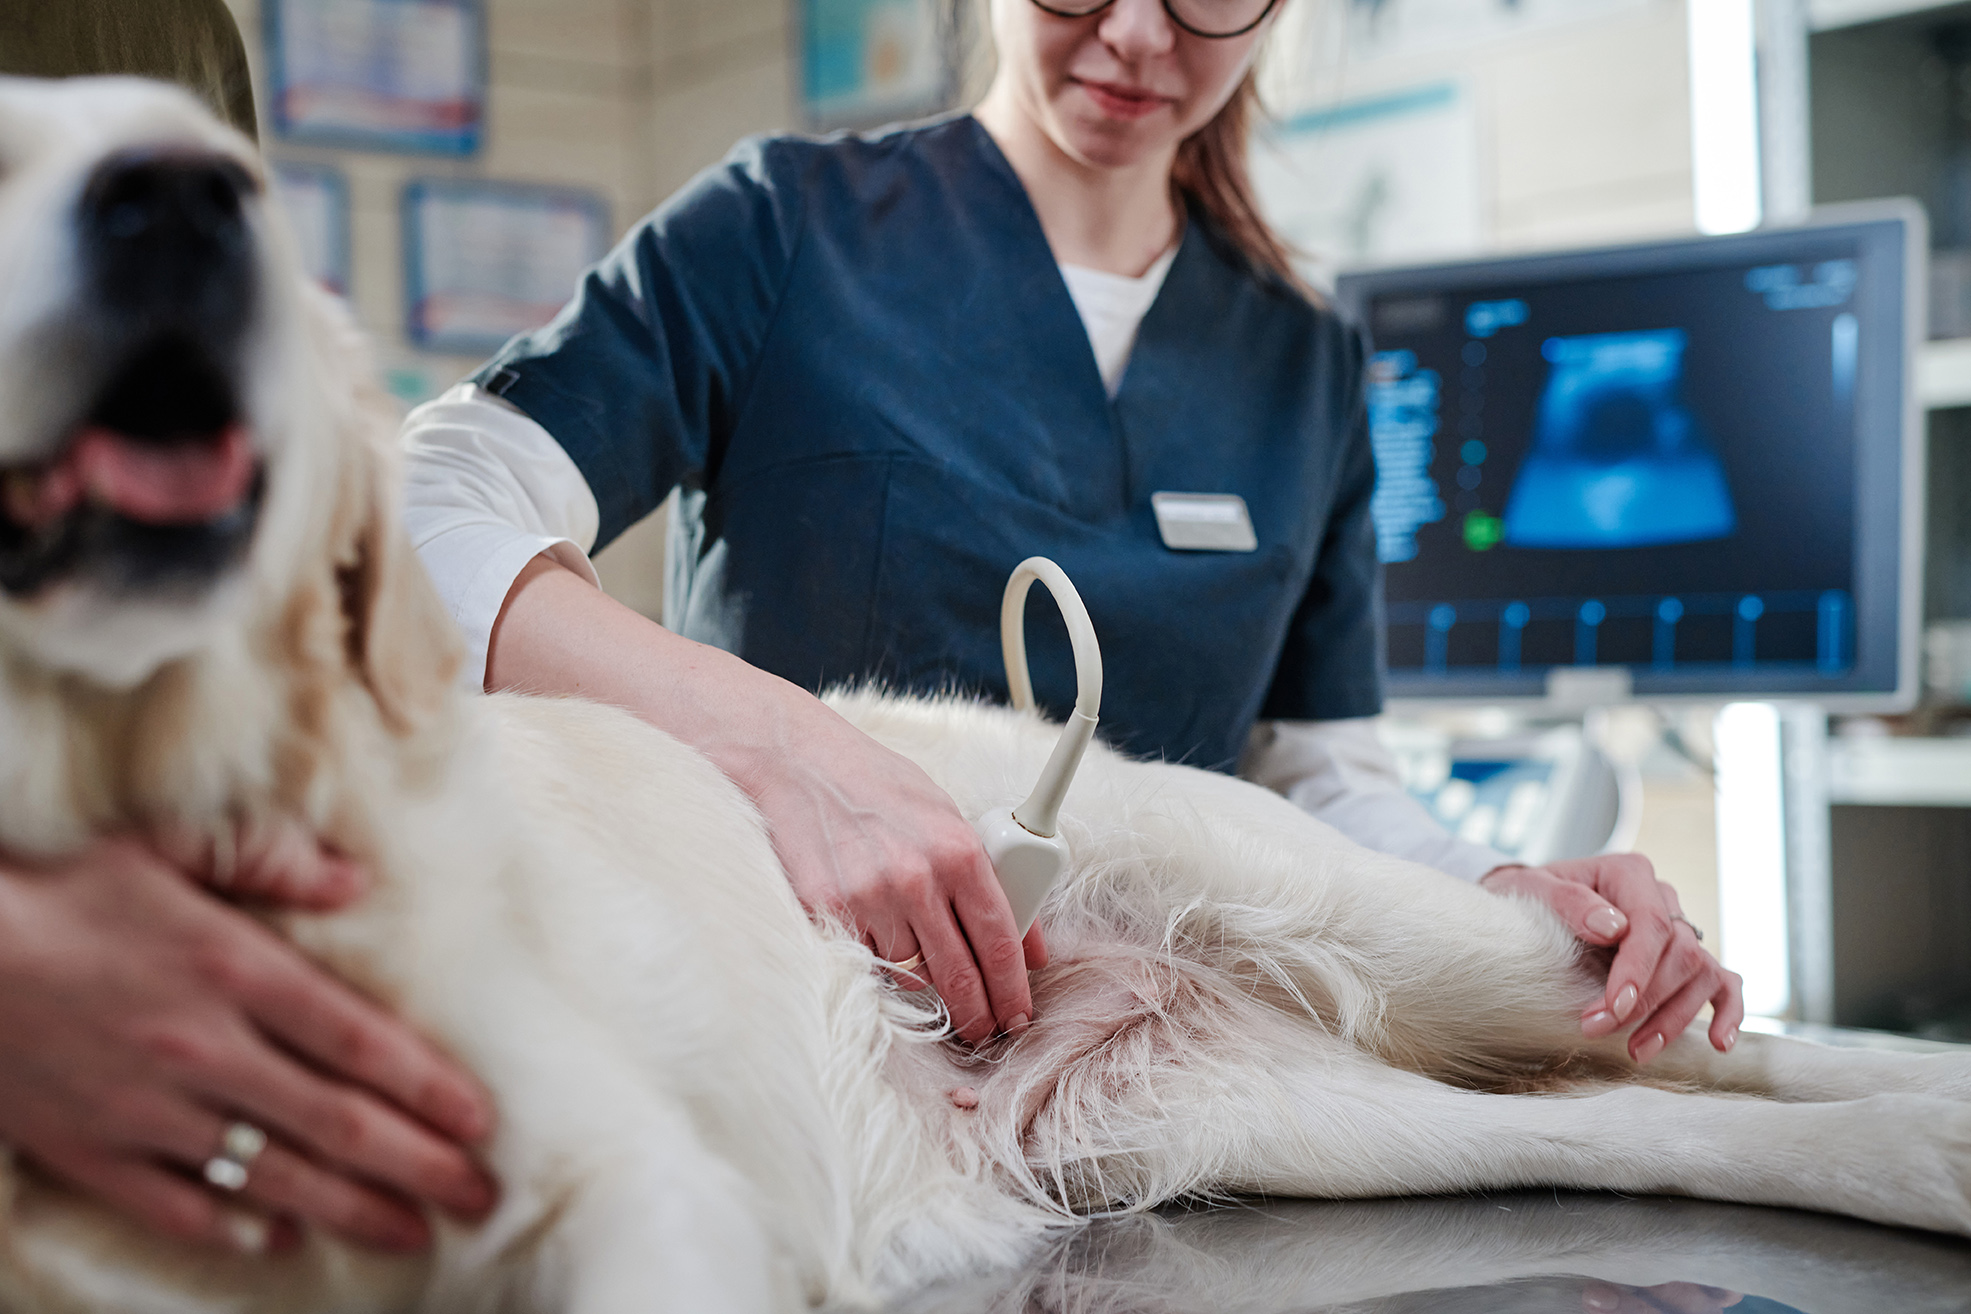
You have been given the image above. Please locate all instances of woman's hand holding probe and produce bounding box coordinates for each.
[486,553,1046,1047]
[1481,854,1745,1063]
[725,689,1050,1045]
[0,835,498,1255]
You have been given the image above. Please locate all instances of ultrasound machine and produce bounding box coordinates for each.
[1335,206,1924,883]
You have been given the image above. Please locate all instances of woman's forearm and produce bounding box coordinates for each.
[483,553,1045,1043]
[485,553,817,792]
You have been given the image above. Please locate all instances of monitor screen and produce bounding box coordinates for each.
[1335,208,1920,709]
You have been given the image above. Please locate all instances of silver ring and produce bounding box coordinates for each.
[202,1121,268,1193]
[886,952,925,975]
[1672,914,1705,942]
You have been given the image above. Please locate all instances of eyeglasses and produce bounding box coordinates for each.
[1028,0,1281,40]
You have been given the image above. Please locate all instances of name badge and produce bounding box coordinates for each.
[1152,492,1258,552]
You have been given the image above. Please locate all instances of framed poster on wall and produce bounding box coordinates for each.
[270,161,352,296]
[401,179,609,356]
[264,0,485,155]
[802,0,952,129]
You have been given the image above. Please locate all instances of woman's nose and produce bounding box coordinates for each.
[1096,0,1177,61]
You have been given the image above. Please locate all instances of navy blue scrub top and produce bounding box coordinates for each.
[473,114,1383,771]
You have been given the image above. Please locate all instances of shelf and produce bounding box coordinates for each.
[1827,736,1971,805]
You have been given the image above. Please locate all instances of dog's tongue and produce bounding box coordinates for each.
[5,425,257,529]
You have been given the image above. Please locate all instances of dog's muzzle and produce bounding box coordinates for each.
[0,149,267,600]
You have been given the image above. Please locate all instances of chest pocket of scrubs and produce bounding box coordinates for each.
[694,452,898,693]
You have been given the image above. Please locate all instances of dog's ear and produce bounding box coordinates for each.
[323,332,463,741]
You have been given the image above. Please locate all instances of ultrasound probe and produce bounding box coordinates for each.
[973,557,1102,936]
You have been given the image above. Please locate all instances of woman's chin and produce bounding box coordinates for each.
[1053,110,1177,171]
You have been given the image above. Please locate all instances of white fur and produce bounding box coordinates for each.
[0,76,1968,1314]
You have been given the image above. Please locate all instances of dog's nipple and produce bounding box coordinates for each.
[947,1086,979,1111]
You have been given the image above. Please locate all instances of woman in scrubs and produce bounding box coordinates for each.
[405,0,1742,1059]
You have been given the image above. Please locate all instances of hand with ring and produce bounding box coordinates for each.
[1481,853,1745,1063]
[708,673,1048,1045]
[0,835,499,1254]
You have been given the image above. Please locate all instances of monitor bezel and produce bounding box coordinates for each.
[1336,202,1927,714]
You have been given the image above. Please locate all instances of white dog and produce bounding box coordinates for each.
[0,77,1968,1314]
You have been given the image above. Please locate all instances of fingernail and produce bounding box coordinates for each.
[1585,907,1626,941]
[327,862,368,900]
[445,1092,495,1144]
[1582,1285,1621,1312]
[1633,1031,1666,1064]
[222,1212,271,1255]
[1613,984,1639,1021]
[1581,1008,1617,1036]
[1721,1026,1738,1052]
[448,1168,500,1219]
[1005,1013,1030,1037]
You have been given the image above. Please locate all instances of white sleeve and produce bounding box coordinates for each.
[1239,718,1513,882]
[400,383,606,689]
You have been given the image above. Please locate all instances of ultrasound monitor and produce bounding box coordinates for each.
[1335,205,1923,710]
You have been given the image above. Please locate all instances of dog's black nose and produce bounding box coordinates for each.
[79,151,258,331]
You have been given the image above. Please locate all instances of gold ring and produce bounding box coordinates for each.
[886,952,925,975]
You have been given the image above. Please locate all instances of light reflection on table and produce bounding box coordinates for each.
[893,1191,1971,1314]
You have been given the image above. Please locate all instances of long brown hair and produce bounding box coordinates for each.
[1171,69,1308,297]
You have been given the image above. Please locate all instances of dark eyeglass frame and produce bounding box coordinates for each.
[1027,0,1282,40]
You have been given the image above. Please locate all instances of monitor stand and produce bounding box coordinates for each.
[1387,708,1642,867]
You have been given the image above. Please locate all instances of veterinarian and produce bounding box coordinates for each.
[403,0,1743,1058]
[0,0,499,1258]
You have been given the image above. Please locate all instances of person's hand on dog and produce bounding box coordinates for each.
[1481,854,1744,1063]
[0,838,499,1255]
[487,553,1047,1046]
[715,684,1049,1046]
[153,815,370,910]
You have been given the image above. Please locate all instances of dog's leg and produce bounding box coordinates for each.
[429,1093,797,1314]
[1055,776,1971,1104]
[1641,1029,1971,1103]
[1005,1007,1971,1238]
[1216,1044,1971,1237]
[547,1128,790,1314]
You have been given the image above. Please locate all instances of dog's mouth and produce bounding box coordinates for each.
[0,335,264,599]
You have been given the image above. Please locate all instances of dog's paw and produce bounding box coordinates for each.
[1832,1095,1971,1237]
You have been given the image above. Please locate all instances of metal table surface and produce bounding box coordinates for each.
[893,1191,1971,1313]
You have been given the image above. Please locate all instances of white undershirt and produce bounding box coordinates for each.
[1059,247,1177,396]
[398,258,1510,883]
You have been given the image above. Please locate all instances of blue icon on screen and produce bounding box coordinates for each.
[1502,329,1736,549]
[1465,299,1529,338]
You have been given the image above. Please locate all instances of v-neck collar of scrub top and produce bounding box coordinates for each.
[960,114,1198,416]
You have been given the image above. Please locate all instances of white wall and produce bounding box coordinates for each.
[1260,0,1697,260]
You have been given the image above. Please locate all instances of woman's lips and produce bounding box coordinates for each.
[1075,78,1175,121]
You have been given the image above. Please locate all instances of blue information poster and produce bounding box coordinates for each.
[803,0,950,128]
[270,161,352,296]
[402,180,608,356]
[265,0,486,155]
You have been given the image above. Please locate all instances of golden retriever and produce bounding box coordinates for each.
[1,76,1968,1314]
